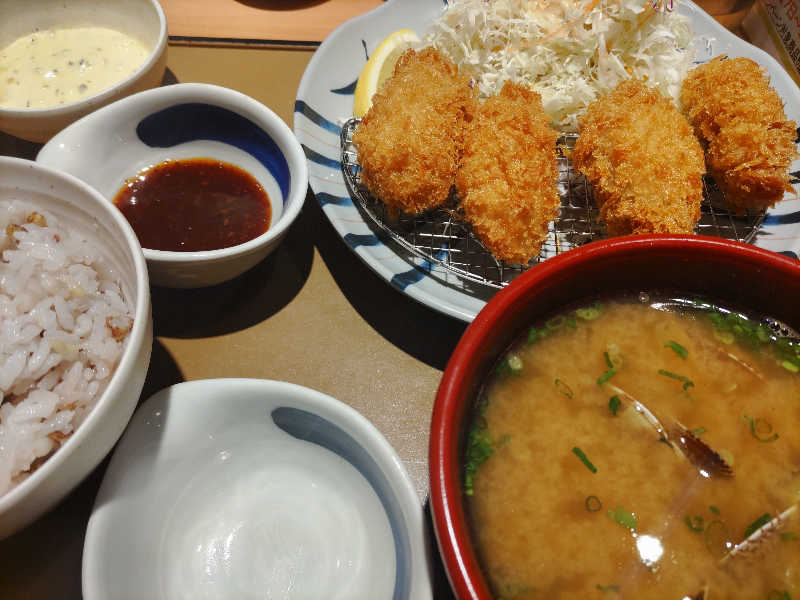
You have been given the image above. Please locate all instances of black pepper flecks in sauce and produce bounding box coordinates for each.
[113,158,271,252]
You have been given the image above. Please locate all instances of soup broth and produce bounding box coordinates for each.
[466,295,800,599]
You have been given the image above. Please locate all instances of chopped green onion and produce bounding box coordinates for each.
[714,329,735,344]
[743,512,772,538]
[608,395,621,416]
[665,340,688,359]
[507,354,523,373]
[780,532,798,541]
[597,352,617,385]
[585,495,602,512]
[555,378,573,398]
[464,414,495,496]
[572,446,597,473]
[744,415,779,443]
[692,427,707,436]
[767,590,791,600]
[527,327,544,344]
[704,307,800,376]
[684,515,705,532]
[546,316,565,331]
[709,505,720,515]
[657,369,694,390]
[495,359,513,379]
[576,304,603,320]
[607,506,637,530]
[566,316,577,329]
[597,369,615,385]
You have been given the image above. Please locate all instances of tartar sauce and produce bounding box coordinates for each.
[0,27,150,109]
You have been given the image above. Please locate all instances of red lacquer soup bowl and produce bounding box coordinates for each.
[429,234,800,599]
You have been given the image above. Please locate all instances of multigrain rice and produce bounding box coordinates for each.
[0,200,133,496]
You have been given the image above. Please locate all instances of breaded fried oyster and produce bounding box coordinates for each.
[455,82,559,264]
[573,79,705,236]
[352,47,476,217]
[681,56,798,214]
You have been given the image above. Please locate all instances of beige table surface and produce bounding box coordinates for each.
[0,43,462,599]
[160,0,384,44]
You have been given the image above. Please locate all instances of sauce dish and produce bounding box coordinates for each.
[82,379,433,599]
[37,83,308,288]
[0,0,167,143]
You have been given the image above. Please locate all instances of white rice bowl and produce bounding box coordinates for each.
[0,200,133,495]
[0,156,151,540]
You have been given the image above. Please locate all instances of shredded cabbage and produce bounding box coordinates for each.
[424,0,696,131]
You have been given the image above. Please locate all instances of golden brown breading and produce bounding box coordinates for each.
[351,47,476,216]
[572,79,705,236]
[455,82,559,264]
[681,56,798,214]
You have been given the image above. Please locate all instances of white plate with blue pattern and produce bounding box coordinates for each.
[295,0,800,323]
[82,379,433,600]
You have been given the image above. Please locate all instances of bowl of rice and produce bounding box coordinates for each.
[0,156,152,540]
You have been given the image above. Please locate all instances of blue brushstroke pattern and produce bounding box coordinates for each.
[302,145,341,170]
[344,233,380,247]
[316,192,353,207]
[294,100,342,135]
[391,267,428,290]
[388,250,447,290]
[136,103,291,201]
[779,250,798,259]
[271,407,410,600]
[763,211,800,226]
[331,80,357,95]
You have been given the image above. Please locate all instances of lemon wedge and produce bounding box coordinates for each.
[353,29,421,117]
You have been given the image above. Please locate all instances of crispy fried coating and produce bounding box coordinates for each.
[680,56,798,214]
[455,82,559,264]
[352,47,476,216]
[572,79,705,236]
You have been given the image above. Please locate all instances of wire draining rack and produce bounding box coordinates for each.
[340,117,766,291]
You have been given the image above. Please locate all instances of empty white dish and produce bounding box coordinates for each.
[82,379,433,600]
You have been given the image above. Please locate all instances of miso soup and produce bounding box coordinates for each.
[465,294,800,599]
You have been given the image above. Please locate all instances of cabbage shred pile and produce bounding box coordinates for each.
[425,0,695,132]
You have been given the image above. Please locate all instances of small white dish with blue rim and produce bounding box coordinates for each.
[82,379,433,600]
[37,83,308,288]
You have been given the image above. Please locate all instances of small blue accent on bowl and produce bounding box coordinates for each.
[271,406,411,600]
[136,103,291,202]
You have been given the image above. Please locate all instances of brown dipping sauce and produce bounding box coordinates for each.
[113,158,271,252]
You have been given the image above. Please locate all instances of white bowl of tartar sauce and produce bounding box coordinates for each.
[0,0,167,143]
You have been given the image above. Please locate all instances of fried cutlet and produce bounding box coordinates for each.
[455,81,559,264]
[572,79,705,236]
[681,56,798,214]
[351,47,476,217]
